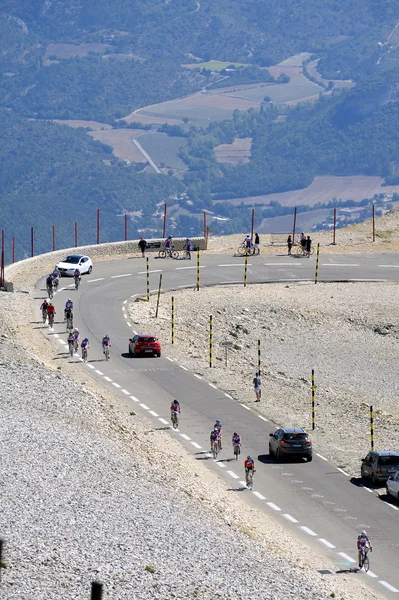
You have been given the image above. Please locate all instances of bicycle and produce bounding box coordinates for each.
[171,411,179,429]
[158,246,179,259]
[103,345,110,361]
[68,340,74,357]
[82,347,88,363]
[212,440,219,460]
[66,316,73,332]
[75,278,80,290]
[233,444,241,461]
[237,243,255,256]
[53,278,59,292]
[295,244,314,257]
[48,312,55,328]
[359,548,370,572]
[42,309,47,324]
[47,285,53,299]
[246,469,255,490]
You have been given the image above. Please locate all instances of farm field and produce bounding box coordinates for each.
[216,176,399,207]
[182,60,249,71]
[136,132,188,170]
[214,137,252,165]
[53,119,112,130]
[257,208,333,235]
[222,78,322,103]
[44,43,110,60]
[88,129,148,163]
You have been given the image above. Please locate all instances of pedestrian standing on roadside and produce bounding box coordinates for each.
[306,235,312,257]
[138,236,146,258]
[254,232,260,255]
[287,235,293,256]
[253,371,261,402]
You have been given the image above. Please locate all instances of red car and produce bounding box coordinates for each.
[128,334,161,357]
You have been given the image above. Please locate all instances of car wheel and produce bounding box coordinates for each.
[157,351,161,357]
[361,467,367,479]
[88,266,92,274]
[128,346,132,356]
[269,444,274,457]
[371,474,378,486]
[276,449,281,462]
[306,455,313,462]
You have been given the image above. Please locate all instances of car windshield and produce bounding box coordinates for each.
[283,433,307,441]
[379,456,399,466]
[138,337,156,343]
[63,256,80,264]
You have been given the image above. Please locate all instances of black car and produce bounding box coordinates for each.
[361,450,399,485]
[269,427,313,462]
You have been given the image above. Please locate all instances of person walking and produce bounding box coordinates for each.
[306,235,312,257]
[287,235,293,256]
[138,237,146,258]
[254,232,260,255]
[253,371,261,402]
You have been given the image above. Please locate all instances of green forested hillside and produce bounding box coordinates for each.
[1,0,399,252]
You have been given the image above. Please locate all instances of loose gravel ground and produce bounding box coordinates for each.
[1,220,396,599]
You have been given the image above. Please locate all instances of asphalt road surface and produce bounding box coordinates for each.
[37,252,399,597]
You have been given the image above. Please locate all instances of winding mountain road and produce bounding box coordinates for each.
[37,252,399,598]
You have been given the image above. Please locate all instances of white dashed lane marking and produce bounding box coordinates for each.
[149,410,159,417]
[127,322,131,327]
[140,404,149,410]
[227,471,239,479]
[104,376,112,382]
[379,581,399,592]
[54,334,59,338]
[283,514,299,524]
[165,357,174,362]
[180,365,188,371]
[321,263,359,267]
[300,526,317,536]
[267,502,281,511]
[218,264,252,267]
[366,571,378,578]
[137,269,162,274]
[240,404,250,410]
[87,278,104,283]
[121,389,130,395]
[318,538,335,549]
[87,364,95,370]
[378,264,399,268]
[95,370,103,375]
[159,417,168,424]
[264,262,302,266]
[338,552,356,563]
[112,382,121,388]
[316,453,327,461]
[253,491,266,500]
[123,299,127,304]
[216,462,226,468]
[180,434,191,441]
[130,395,139,402]
[176,266,205,270]
[111,273,131,278]
[122,306,125,312]
[191,442,202,449]
[336,467,350,476]
[258,415,268,422]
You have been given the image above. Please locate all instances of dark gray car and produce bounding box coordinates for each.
[361,450,399,484]
[269,427,313,462]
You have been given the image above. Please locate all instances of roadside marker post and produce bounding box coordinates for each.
[91,581,103,600]
[11,235,15,264]
[0,230,4,289]
[312,369,315,430]
[124,213,128,241]
[96,208,100,245]
[209,315,213,367]
[162,203,167,238]
[74,221,78,247]
[370,405,374,450]
[292,207,297,244]
[314,243,320,284]
[244,250,248,287]
[372,204,375,242]
[52,224,56,252]
[251,208,255,243]
[332,208,337,245]
[171,296,175,344]
[155,273,162,318]
[0,538,3,582]
[146,257,150,301]
[196,248,200,291]
[257,339,261,376]
[31,226,34,257]
[220,341,233,366]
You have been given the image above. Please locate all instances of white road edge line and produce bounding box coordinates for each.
[104,376,112,382]
[360,484,373,493]
[208,383,217,389]
[130,395,139,402]
[121,389,130,395]
[225,393,233,399]
[165,357,174,362]
[180,433,191,441]
[300,526,317,536]
[112,382,121,388]
[227,471,239,479]
[149,410,159,417]
[316,453,328,461]
[216,462,226,468]
[95,370,103,375]
[87,278,105,282]
[379,581,399,592]
[283,514,299,523]
[191,442,202,449]
[240,404,251,410]
[267,502,281,511]
[180,365,188,370]
[159,417,168,424]
[193,374,202,379]
[258,415,268,422]
[366,571,378,578]
[386,502,399,510]
[111,273,131,278]
[140,403,149,410]
[318,538,335,549]
[336,467,350,476]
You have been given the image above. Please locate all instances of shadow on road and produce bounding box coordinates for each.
[257,453,276,464]
[350,476,383,492]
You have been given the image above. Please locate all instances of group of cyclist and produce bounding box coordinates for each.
[45,267,81,297]
[164,235,193,259]
[242,233,260,255]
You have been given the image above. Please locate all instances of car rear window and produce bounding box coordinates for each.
[379,456,399,466]
[138,337,157,343]
[283,433,307,441]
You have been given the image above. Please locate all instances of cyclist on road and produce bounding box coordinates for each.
[210,428,219,453]
[64,299,73,321]
[81,337,90,358]
[357,530,372,569]
[232,432,241,454]
[73,268,81,283]
[67,330,75,351]
[73,328,80,351]
[165,235,172,250]
[244,455,255,485]
[102,334,111,353]
[40,298,49,315]
[214,419,222,449]
[46,302,55,317]
[46,274,53,295]
[170,399,180,415]
[243,234,252,251]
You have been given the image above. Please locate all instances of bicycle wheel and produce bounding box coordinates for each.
[158,250,166,259]
[105,347,110,361]
[212,444,218,459]
[171,250,179,259]
[362,555,369,572]
[234,446,239,461]
[237,245,246,256]
[69,344,74,357]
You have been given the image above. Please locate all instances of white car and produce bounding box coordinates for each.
[386,470,399,501]
[55,254,93,277]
